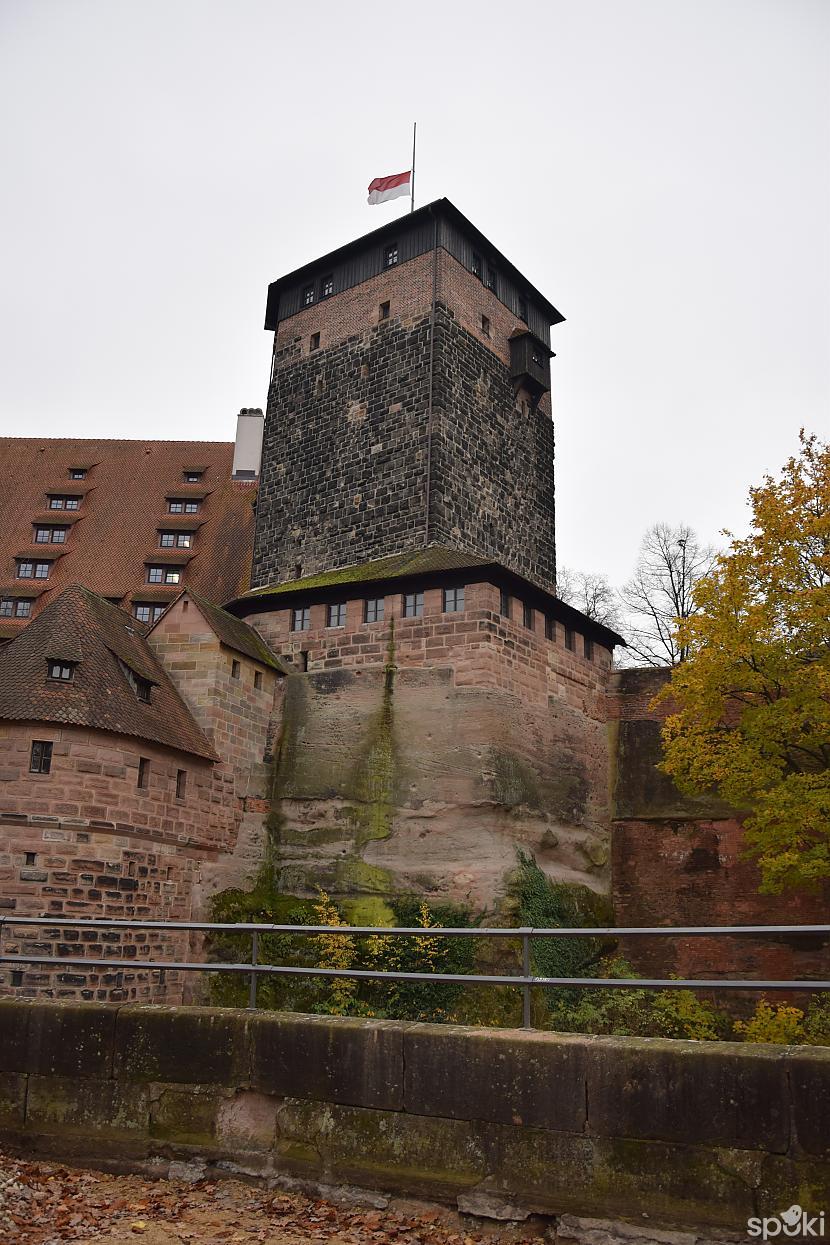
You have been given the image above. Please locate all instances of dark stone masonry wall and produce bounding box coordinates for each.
[431,305,556,592]
[1,1001,828,1233]
[252,311,433,588]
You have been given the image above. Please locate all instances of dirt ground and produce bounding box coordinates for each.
[0,1153,550,1245]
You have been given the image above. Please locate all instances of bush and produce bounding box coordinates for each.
[734,999,806,1044]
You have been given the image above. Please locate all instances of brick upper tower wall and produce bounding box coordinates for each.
[253,204,559,592]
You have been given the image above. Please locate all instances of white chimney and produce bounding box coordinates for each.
[232,407,264,479]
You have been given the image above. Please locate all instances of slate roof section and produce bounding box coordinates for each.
[0,585,218,761]
[0,438,257,641]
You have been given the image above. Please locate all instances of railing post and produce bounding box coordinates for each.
[248,930,259,1010]
[522,929,532,1029]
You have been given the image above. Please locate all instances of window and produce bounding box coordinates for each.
[24,852,36,865]
[321,274,334,298]
[327,603,347,628]
[481,315,490,338]
[183,470,203,483]
[403,592,423,619]
[134,603,165,624]
[10,970,23,987]
[471,252,482,279]
[160,532,192,548]
[137,757,149,789]
[545,616,556,642]
[16,599,31,618]
[3,598,32,618]
[518,297,528,322]
[120,659,152,702]
[584,636,594,661]
[17,561,49,580]
[159,533,175,547]
[69,468,87,480]
[379,300,390,321]
[34,527,51,543]
[147,567,163,583]
[29,740,52,774]
[164,569,180,584]
[523,603,534,630]
[302,284,315,306]
[291,606,311,632]
[168,499,200,514]
[47,661,74,681]
[48,495,80,510]
[231,659,241,679]
[0,599,12,617]
[364,597,384,623]
[184,501,199,513]
[443,586,465,613]
[532,347,545,368]
[384,242,398,268]
[565,628,576,652]
[499,589,511,618]
[310,332,320,351]
[176,769,187,799]
[254,670,263,691]
[487,269,498,295]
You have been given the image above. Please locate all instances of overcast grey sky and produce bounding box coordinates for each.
[1,0,827,586]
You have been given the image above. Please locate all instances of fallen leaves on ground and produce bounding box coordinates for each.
[0,1153,548,1245]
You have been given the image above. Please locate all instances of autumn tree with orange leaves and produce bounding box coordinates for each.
[659,432,830,893]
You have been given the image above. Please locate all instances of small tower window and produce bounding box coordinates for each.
[302,285,315,306]
[584,636,594,661]
[291,607,311,632]
[321,275,334,298]
[402,592,424,619]
[231,659,241,679]
[565,628,576,652]
[379,301,390,320]
[137,757,150,789]
[499,589,511,618]
[487,269,498,295]
[29,740,53,774]
[364,597,384,623]
[176,769,187,799]
[327,603,347,628]
[481,315,490,338]
[545,616,556,641]
[523,603,534,630]
[384,243,399,268]
[310,332,320,351]
[254,670,263,691]
[471,252,482,279]
[443,587,465,613]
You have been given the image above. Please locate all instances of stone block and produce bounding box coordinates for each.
[26,1075,149,1140]
[114,1005,249,1085]
[0,1071,27,1128]
[27,1001,118,1078]
[149,1083,225,1147]
[276,1097,487,1197]
[585,1036,789,1153]
[403,1023,587,1131]
[250,1012,403,1110]
[789,1044,830,1158]
[0,998,34,1071]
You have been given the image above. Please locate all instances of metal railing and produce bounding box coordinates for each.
[1,916,829,1029]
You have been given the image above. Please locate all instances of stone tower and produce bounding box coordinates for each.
[231,201,622,918]
[251,199,563,594]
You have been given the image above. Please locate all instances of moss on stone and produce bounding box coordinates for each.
[486,749,542,809]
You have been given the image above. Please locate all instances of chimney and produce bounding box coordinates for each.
[232,408,264,479]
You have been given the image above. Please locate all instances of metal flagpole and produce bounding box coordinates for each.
[411,122,416,212]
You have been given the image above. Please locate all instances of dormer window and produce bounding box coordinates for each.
[47,660,75,682]
[321,274,334,298]
[34,526,67,544]
[69,468,87,480]
[17,561,50,580]
[119,659,153,703]
[159,532,192,548]
[302,284,315,306]
[384,243,398,268]
[183,470,203,483]
[168,499,200,514]
[48,495,80,510]
[147,566,181,585]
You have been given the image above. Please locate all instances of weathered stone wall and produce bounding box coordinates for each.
[251,580,612,915]
[253,247,557,593]
[609,668,830,981]
[0,1000,827,1234]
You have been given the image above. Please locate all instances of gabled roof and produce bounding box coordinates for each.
[153,589,289,673]
[0,585,218,760]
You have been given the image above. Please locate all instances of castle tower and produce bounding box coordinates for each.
[230,202,622,918]
[251,199,563,594]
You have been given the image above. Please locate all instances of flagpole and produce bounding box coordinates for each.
[411,121,416,213]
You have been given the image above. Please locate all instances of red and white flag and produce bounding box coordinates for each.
[367,170,411,205]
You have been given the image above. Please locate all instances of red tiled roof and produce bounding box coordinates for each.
[0,439,256,629]
[0,585,217,761]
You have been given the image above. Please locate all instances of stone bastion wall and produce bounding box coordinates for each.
[0,1000,827,1235]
